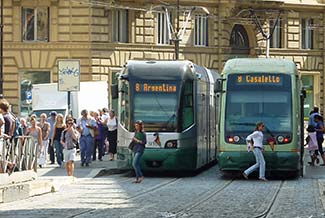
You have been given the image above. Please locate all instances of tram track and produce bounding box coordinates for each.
[253,180,284,218]
[159,179,284,218]
[68,177,182,218]
[168,179,235,218]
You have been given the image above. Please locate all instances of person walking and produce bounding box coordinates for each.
[76,109,97,167]
[306,125,319,166]
[104,110,118,161]
[131,120,146,183]
[0,99,15,138]
[100,108,109,155]
[51,113,65,167]
[18,117,28,136]
[38,113,50,167]
[314,114,325,166]
[26,117,43,169]
[242,122,273,181]
[47,111,57,164]
[61,118,79,176]
[309,106,320,127]
[93,112,104,161]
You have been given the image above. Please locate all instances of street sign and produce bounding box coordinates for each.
[58,60,80,92]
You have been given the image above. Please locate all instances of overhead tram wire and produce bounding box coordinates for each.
[70,0,151,12]
[70,1,325,33]
[71,0,210,14]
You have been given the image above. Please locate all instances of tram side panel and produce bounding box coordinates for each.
[207,69,220,163]
[195,69,212,169]
[196,79,206,169]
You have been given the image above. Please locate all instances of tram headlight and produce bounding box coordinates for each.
[233,136,240,143]
[276,135,291,144]
[165,140,177,149]
[227,136,240,143]
[277,135,284,143]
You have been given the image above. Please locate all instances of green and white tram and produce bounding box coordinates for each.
[216,58,304,175]
[114,60,220,172]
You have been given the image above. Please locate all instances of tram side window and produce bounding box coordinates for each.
[181,81,194,130]
[120,81,130,130]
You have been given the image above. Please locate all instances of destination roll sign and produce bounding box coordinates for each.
[135,82,177,93]
[236,74,282,85]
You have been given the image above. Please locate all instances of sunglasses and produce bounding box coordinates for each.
[68,123,73,125]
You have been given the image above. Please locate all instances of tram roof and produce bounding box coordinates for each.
[222,58,298,75]
[123,60,197,80]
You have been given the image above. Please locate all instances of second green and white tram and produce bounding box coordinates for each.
[114,60,220,172]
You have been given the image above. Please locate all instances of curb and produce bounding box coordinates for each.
[94,168,129,178]
[0,179,53,203]
[0,167,123,204]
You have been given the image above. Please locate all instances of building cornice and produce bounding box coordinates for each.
[4,42,92,50]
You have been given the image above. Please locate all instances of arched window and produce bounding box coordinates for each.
[230,24,250,55]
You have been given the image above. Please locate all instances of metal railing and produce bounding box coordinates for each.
[0,136,38,174]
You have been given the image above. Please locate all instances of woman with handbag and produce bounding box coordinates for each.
[131,120,146,183]
[242,122,271,182]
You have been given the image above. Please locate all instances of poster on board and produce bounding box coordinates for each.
[58,60,80,91]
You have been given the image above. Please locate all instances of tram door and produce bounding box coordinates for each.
[197,80,209,167]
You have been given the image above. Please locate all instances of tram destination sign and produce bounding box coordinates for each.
[135,82,177,93]
[235,74,283,85]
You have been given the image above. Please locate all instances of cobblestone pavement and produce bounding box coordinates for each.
[0,163,325,218]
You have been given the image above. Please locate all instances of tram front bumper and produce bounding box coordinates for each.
[117,146,198,171]
[218,151,300,172]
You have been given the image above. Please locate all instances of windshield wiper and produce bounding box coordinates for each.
[164,114,176,128]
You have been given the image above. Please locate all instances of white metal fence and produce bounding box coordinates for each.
[0,136,38,174]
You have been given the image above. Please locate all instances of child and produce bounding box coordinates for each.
[306,125,319,166]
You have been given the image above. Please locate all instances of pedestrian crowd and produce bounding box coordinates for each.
[0,95,118,176]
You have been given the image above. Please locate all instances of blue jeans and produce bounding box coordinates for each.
[132,152,143,179]
[54,140,63,166]
[244,147,266,179]
[80,135,94,164]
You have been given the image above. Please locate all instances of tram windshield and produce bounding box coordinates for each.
[133,92,179,132]
[225,74,292,134]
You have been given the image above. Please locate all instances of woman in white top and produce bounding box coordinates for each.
[38,113,50,167]
[243,122,269,181]
[104,110,118,161]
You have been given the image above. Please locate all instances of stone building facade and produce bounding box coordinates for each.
[1,0,324,117]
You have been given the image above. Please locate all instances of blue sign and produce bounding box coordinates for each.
[25,90,32,100]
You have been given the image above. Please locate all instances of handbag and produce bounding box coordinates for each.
[128,140,135,150]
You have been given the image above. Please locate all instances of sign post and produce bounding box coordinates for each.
[58,60,80,116]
